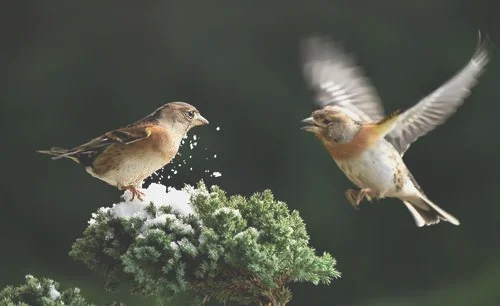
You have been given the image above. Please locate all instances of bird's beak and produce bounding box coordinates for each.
[193,113,209,126]
[301,117,317,132]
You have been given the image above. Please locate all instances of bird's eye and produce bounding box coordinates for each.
[323,118,332,125]
[186,111,195,119]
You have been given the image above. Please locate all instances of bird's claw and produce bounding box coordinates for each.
[126,186,145,201]
[359,188,374,202]
[345,189,361,209]
[345,188,377,209]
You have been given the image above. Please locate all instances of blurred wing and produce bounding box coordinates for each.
[301,36,385,122]
[386,34,491,155]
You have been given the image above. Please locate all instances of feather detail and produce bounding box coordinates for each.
[359,110,401,142]
[371,110,401,137]
[386,33,491,155]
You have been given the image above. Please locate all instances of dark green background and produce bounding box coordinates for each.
[2,1,499,305]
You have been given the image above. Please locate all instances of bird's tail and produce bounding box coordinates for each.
[37,147,80,163]
[403,196,460,227]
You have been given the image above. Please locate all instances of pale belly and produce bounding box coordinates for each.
[335,140,415,197]
[86,148,175,189]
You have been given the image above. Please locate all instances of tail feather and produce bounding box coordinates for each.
[403,196,460,227]
[37,147,80,162]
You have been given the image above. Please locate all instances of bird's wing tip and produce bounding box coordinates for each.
[473,30,493,64]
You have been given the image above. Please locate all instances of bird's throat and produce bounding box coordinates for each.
[321,127,378,161]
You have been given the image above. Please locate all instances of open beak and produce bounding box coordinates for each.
[301,117,317,132]
[193,113,209,126]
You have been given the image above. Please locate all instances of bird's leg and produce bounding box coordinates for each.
[126,185,145,201]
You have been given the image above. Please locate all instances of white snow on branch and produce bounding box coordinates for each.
[88,183,199,229]
[110,201,149,219]
[141,214,194,234]
[161,187,195,216]
[214,207,241,217]
[234,227,259,240]
[48,283,61,300]
[86,183,209,255]
[111,183,196,219]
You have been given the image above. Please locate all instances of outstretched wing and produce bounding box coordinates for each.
[386,34,491,155]
[301,35,385,122]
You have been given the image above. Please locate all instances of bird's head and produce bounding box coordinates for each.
[302,108,361,144]
[152,102,209,131]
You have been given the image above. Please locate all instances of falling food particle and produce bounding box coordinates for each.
[212,172,222,177]
[189,167,193,171]
[214,154,217,158]
[167,175,171,179]
[193,135,197,141]
[173,170,178,174]
[216,126,220,131]
[189,155,192,159]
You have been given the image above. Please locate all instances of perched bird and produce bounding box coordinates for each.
[38,102,208,200]
[301,34,490,226]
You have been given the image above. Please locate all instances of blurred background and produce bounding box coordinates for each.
[1,1,499,305]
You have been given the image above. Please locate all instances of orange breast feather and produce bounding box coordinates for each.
[323,125,380,161]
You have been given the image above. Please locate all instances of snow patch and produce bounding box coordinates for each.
[110,183,196,219]
[162,186,195,216]
[141,213,194,234]
[48,284,61,300]
[111,201,149,219]
[214,207,241,217]
[88,183,198,226]
[234,227,259,239]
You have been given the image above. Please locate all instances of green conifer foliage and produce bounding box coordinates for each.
[70,182,340,305]
[0,275,92,306]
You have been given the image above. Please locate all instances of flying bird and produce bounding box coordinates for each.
[39,102,208,200]
[301,34,490,226]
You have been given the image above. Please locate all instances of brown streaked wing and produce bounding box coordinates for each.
[66,124,153,156]
[104,125,152,144]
